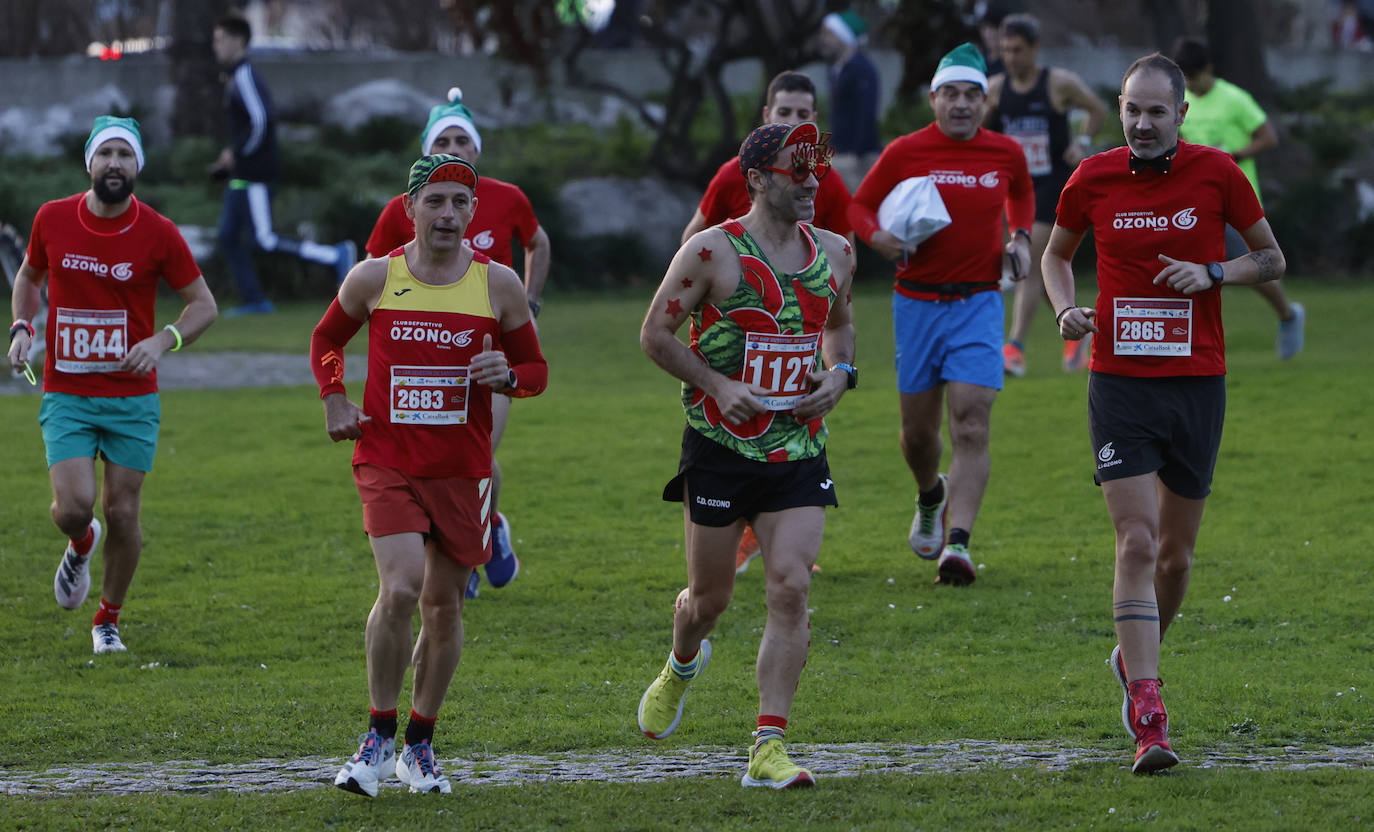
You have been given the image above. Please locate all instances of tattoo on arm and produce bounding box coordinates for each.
[1246,248,1281,281]
[1113,599,1159,623]
[664,297,683,317]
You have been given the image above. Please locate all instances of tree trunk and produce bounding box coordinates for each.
[1206,0,1273,103]
[169,1,230,138]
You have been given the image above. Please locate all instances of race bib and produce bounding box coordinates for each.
[1113,298,1192,356]
[1010,131,1052,176]
[742,332,820,411]
[53,307,128,373]
[390,365,469,425]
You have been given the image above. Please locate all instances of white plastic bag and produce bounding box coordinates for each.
[877,176,951,249]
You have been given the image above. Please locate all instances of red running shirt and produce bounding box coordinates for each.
[365,176,539,266]
[849,125,1034,299]
[698,157,853,237]
[1055,142,1264,377]
[355,250,503,479]
[26,194,201,397]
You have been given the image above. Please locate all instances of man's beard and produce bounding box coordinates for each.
[92,173,134,204]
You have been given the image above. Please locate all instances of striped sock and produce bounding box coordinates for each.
[93,598,120,627]
[669,649,701,680]
[369,707,398,741]
[404,710,436,747]
[754,715,787,750]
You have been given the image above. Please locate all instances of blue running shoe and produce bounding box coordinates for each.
[485,512,520,588]
[464,569,480,600]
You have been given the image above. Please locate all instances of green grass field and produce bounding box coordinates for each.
[2,281,1371,830]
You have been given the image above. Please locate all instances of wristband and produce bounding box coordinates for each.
[9,319,35,341]
[1055,306,1074,326]
[163,323,183,352]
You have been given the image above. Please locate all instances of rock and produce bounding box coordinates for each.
[557,176,699,265]
[0,84,131,158]
[323,79,443,131]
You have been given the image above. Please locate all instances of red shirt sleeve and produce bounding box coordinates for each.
[365,196,411,259]
[816,170,853,236]
[158,217,202,290]
[26,203,51,271]
[1222,158,1265,231]
[1054,165,1090,233]
[698,165,734,226]
[508,186,539,250]
[1005,145,1035,232]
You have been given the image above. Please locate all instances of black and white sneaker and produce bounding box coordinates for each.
[92,623,126,654]
[55,519,101,610]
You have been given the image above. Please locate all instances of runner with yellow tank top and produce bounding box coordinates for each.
[636,123,857,789]
[310,155,547,798]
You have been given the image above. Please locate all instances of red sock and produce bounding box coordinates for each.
[71,525,95,557]
[93,598,121,627]
[758,714,788,731]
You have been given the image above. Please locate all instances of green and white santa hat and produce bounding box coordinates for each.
[822,10,867,46]
[84,115,145,172]
[420,87,482,156]
[930,42,989,93]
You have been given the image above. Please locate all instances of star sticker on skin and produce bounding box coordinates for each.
[843,242,852,256]
[680,276,694,288]
[697,247,712,261]
[665,298,683,317]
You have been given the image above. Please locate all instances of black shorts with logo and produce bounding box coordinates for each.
[1087,372,1226,499]
[662,425,838,527]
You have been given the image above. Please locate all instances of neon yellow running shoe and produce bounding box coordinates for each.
[636,640,711,740]
[741,738,815,789]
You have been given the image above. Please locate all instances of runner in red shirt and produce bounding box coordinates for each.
[316,155,547,797]
[849,43,1034,587]
[1042,54,1285,774]
[7,116,218,655]
[680,70,854,575]
[365,88,550,596]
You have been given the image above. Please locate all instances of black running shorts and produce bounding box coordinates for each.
[662,425,838,526]
[1087,372,1226,500]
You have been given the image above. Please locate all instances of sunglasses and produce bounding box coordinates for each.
[762,139,833,184]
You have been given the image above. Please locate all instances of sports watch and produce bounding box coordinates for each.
[506,369,518,390]
[834,363,858,390]
[1206,261,1224,289]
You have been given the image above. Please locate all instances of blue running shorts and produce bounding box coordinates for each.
[39,392,161,472]
[892,290,1004,394]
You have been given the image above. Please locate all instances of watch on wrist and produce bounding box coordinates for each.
[834,363,858,390]
[506,369,518,390]
[1206,261,1224,289]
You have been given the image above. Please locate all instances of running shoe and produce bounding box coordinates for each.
[335,240,358,285]
[484,512,520,588]
[908,474,948,560]
[55,518,100,610]
[1277,302,1305,360]
[1108,644,1136,740]
[741,738,815,789]
[936,542,976,586]
[1002,342,1027,378]
[92,623,126,654]
[334,730,397,797]
[1062,332,1092,372]
[637,640,711,740]
[735,525,762,575]
[396,739,451,794]
[464,569,480,600]
[1129,679,1179,774]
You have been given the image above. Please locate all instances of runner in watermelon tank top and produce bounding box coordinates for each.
[7,116,218,656]
[365,88,549,597]
[636,122,857,790]
[313,156,548,796]
[1043,54,1285,775]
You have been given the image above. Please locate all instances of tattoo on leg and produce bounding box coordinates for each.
[1246,248,1282,281]
[1114,598,1159,623]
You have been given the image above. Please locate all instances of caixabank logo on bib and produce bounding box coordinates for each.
[61,254,135,281]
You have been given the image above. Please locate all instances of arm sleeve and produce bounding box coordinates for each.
[1054,167,1089,233]
[1005,147,1036,232]
[500,319,547,399]
[310,298,366,398]
[1223,159,1265,230]
[25,206,48,271]
[160,218,202,290]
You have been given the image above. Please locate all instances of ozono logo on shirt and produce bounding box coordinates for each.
[1171,207,1198,229]
[930,170,978,187]
[1111,209,1199,231]
[389,322,476,347]
[978,171,1000,188]
[470,230,495,250]
[60,253,135,280]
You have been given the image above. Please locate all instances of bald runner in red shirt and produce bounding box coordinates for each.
[1043,54,1285,775]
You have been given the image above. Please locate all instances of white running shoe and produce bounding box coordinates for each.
[397,739,451,794]
[908,475,947,559]
[55,518,101,610]
[1277,302,1306,360]
[335,730,397,797]
[92,623,126,654]
[1109,644,1137,740]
